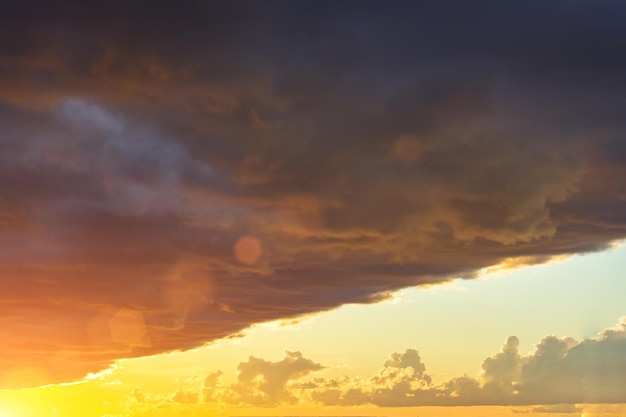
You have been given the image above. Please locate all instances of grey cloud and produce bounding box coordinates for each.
[519,320,626,404]
[480,336,522,397]
[383,349,430,382]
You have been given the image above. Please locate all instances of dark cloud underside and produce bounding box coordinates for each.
[1,0,626,388]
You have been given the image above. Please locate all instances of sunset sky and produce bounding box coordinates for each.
[1,1,626,417]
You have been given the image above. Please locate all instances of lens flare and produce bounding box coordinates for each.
[233,235,263,265]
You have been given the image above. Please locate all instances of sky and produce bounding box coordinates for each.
[1,1,626,416]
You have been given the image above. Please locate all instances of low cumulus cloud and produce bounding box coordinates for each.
[1,1,626,387]
[201,318,626,406]
[203,351,323,406]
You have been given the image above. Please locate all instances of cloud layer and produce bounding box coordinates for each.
[202,318,626,406]
[1,1,626,387]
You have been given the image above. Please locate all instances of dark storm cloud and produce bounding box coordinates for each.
[1,1,626,387]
